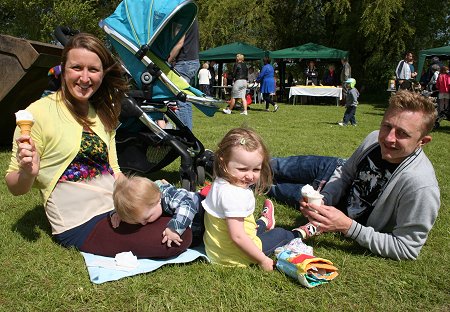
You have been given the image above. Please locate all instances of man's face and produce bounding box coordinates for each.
[406,53,413,62]
[378,109,431,164]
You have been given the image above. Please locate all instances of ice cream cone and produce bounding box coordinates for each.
[17,120,34,136]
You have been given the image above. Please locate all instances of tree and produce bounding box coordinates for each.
[197,0,275,50]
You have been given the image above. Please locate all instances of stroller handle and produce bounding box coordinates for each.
[54,26,80,46]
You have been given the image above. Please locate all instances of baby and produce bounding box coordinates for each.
[111,175,203,247]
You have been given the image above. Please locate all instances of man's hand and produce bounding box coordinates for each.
[162,228,183,247]
[300,203,352,234]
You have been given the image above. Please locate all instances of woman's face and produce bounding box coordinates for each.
[64,48,104,105]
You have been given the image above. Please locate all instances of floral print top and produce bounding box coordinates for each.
[59,131,114,182]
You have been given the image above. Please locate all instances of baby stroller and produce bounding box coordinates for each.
[99,0,226,191]
[56,0,225,191]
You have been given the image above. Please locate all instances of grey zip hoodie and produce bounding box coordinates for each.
[322,131,440,260]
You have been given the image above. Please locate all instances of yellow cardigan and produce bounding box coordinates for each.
[7,92,121,204]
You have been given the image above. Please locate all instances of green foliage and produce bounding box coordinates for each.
[0,0,449,96]
[197,0,275,50]
[1,101,449,310]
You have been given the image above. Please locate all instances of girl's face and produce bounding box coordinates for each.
[64,48,104,105]
[226,146,263,188]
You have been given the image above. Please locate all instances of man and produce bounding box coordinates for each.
[395,51,417,89]
[340,57,351,105]
[270,90,440,260]
[168,19,200,130]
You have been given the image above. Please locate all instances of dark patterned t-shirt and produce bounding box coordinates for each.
[59,131,113,182]
[345,146,399,225]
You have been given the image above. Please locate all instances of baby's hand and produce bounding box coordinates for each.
[162,228,183,247]
[259,256,274,272]
[110,212,121,228]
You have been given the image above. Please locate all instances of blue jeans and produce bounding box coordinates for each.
[174,59,200,130]
[256,219,298,256]
[343,106,357,125]
[268,156,346,207]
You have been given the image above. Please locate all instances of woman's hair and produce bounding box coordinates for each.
[440,66,448,74]
[59,32,129,131]
[386,90,437,136]
[263,57,271,65]
[213,127,272,194]
[113,175,161,224]
[202,62,209,69]
[236,54,245,62]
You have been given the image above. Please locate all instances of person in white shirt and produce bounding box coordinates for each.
[396,51,417,89]
[198,62,212,95]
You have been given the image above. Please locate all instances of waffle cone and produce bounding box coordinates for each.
[17,120,34,136]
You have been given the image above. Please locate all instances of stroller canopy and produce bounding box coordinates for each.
[101,0,197,89]
[103,0,197,60]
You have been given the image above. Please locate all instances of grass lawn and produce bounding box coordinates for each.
[1,99,449,311]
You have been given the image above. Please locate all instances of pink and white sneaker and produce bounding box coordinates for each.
[260,199,276,231]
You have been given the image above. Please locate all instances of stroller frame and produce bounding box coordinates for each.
[97,0,223,190]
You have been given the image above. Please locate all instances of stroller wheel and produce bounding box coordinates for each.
[196,165,205,186]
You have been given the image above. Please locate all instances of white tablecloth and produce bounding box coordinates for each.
[289,86,342,105]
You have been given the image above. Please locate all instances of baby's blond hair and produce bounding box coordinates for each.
[113,175,161,224]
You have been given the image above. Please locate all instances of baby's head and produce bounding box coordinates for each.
[213,127,272,194]
[113,175,162,225]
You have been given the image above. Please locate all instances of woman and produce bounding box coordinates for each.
[304,60,318,86]
[256,57,278,112]
[197,62,211,95]
[5,33,192,258]
[222,54,249,115]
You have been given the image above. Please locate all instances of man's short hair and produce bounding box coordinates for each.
[386,90,436,135]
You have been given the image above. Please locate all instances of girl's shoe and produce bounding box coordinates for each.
[293,222,321,239]
[260,199,275,230]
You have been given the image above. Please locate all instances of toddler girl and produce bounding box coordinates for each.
[202,127,302,271]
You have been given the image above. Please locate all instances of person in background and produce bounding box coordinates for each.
[247,66,258,83]
[256,57,278,112]
[168,19,200,130]
[304,60,319,86]
[395,51,417,90]
[5,33,192,258]
[436,65,450,114]
[420,56,445,88]
[338,78,359,126]
[322,64,339,86]
[427,64,440,92]
[209,61,216,96]
[197,62,212,96]
[222,54,249,115]
[340,57,352,105]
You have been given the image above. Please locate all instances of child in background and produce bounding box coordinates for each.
[202,127,303,271]
[112,175,204,247]
[436,66,450,114]
[338,78,359,126]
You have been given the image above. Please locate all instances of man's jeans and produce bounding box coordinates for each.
[174,59,200,130]
[268,156,346,207]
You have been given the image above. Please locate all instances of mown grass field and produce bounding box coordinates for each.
[1,98,449,311]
